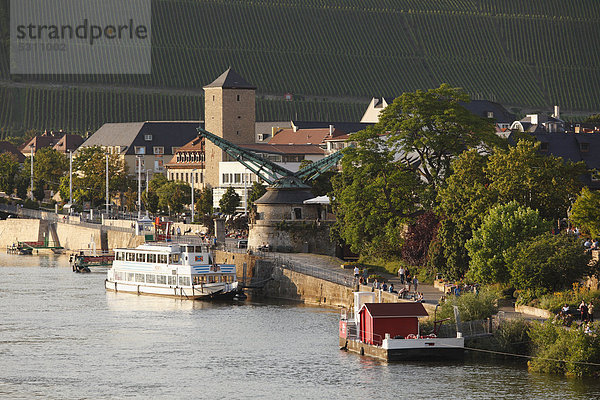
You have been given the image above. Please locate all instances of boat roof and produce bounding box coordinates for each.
[360,303,429,318]
[114,242,210,253]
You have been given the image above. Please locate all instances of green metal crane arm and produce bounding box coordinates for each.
[197,127,294,185]
[293,148,345,182]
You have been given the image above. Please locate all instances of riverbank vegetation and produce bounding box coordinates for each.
[332,85,600,377]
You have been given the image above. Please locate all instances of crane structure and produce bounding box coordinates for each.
[197,127,344,189]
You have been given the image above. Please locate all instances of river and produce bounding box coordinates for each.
[1,253,599,399]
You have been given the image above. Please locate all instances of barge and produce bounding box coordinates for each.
[339,292,464,361]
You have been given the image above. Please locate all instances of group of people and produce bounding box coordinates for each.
[583,238,599,251]
[557,301,595,327]
[578,300,595,323]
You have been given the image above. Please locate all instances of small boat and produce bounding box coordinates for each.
[339,292,464,361]
[105,242,242,300]
[70,251,115,273]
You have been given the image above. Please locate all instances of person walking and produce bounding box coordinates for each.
[398,267,405,284]
[412,276,419,294]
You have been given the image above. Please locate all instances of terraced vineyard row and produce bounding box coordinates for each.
[0,0,599,136]
[0,86,365,135]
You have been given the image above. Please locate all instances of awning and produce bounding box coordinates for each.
[303,195,330,205]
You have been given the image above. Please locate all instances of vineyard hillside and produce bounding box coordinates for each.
[1,0,599,135]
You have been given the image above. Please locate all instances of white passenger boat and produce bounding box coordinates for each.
[105,242,242,300]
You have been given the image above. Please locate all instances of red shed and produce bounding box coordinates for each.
[359,303,429,345]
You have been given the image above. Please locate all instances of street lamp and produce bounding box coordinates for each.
[68,149,73,210]
[191,169,197,223]
[145,169,150,218]
[29,144,35,200]
[137,155,142,220]
[105,152,109,216]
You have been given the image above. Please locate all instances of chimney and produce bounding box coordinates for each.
[553,105,560,119]
[329,124,334,137]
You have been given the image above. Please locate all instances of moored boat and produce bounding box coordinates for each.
[105,242,242,300]
[339,292,464,361]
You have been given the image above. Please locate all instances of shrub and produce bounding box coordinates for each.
[529,320,600,377]
[437,287,500,322]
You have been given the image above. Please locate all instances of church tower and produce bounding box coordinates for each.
[203,68,256,188]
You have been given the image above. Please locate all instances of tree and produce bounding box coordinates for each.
[246,182,266,211]
[29,148,67,191]
[378,83,500,204]
[298,159,337,196]
[331,127,423,256]
[219,186,240,216]
[507,233,592,291]
[486,140,586,221]
[196,187,214,215]
[466,201,551,284]
[58,146,129,206]
[570,187,600,238]
[0,153,20,195]
[156,181,190,214]
[401,211,439,266]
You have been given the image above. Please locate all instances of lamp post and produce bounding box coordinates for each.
[191,169,197,223]
[68,150,73,209]
[137,155,142,220]
[29,144,34,200]
[105,152,109,216]
[146,169,150,218]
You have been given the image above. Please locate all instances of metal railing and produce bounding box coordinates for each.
[260,251,354,288]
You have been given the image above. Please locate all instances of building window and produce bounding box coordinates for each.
[580,143,590,153]
[172,147,179,154]
[487,112,494,119]
[135,146,146,155]
[144,134,153,141]
[237,95,240,101]
[234,174,241,184]
[154,160,163,172]
[153,146,164,155]
[540,142,549,152]
[223,174,229,184]
[293,207,302,220]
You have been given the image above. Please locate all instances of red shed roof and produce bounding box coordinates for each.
[361,303,428,318]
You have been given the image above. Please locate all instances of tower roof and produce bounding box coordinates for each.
[203,68,256,90]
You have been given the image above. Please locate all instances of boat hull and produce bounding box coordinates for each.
[341,337,465,362]
[105,280,240,300]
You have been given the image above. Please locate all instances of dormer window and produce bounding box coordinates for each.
[540,142,549,152]
[487,111,494,119]
[135,146,145,155]
[580,143,590,153]
[144,134,153,141]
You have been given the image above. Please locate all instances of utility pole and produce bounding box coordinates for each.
[29,144,34,200]
[137,155,142,220]
[68,150,73,209]
[105,152,109,216]
[191,169,196,223]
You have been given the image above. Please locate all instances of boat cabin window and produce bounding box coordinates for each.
[126,253,135,262]
[115,252,124,261]
[156,275,167,285]
[136,253,145,263]
[147,253,157,263]
[168,276,177,286]
[135,273,145,283]
[208,275,215,283]
[193,276,206,284]
[179,276,190,286]
[158,254,167,264]
[127,272,134,281]
[146,274,156,283]
[170,254,180,264]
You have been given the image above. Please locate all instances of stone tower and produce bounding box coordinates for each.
[203,68,256,188]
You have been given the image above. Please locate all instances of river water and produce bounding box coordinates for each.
[1,253,599,399]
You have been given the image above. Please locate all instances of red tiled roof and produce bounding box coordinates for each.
[240,143,325,155]
[361,303,428,317]
[0,141,25,162]
[269,128,347,145]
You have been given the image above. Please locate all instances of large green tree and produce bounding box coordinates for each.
[331,127,423,256]
[219,186,240,216]
[28,148,67,191]
[0,153,20,195]
[466,201,551,284]
[378,83,500,204]
[58,146,129,206]
[570,187,600,238]
[507,233,592,291]
[156,181,190,214]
